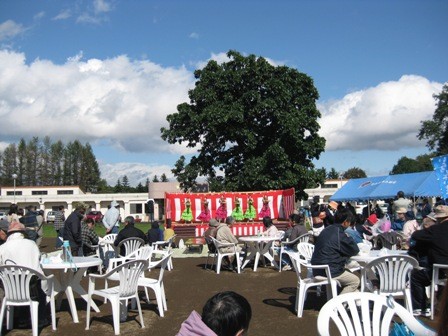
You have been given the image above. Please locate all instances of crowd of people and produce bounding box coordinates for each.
[0,191,447,334]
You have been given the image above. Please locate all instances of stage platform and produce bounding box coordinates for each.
[172,221,289,238]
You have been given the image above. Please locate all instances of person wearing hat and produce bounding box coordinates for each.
[0,220,50,328]
[391,207,407,231]
[410,205,448,316]
[204,218,219,242]
[103,200,120,234]
[393,191,412,217]
[63,203,87,256]
[422,212,437,229]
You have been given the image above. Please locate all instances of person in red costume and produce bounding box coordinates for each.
[258,195,271,219]
[215,195,227,222]
[197,199,211,223]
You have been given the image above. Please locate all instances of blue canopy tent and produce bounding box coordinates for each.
[330,171,442,202]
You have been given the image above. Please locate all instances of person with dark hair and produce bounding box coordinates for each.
[7,203,19,223]
[311,208,360,294]
[114,216,147,254]
[81,217,99,256]
[393,190,412,219]
[164,219,175,241]
[19,205,39,242]
[147,220,164,245]
[177,291,252,336]
[261,216,278,237]
[280,213,308,271]
[63,204,87,256]
[54,205,65,248]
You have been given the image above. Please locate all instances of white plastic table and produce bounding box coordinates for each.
[350,249,408,264]
[42,256,103,323]
[239,236,279,271]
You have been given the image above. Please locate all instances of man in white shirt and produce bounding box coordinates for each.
[103,200,120,234]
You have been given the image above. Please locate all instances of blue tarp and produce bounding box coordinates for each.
[330,171,442,201]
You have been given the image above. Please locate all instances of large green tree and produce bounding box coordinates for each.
[418,84,448,155]
[342,167,367,179]
[390,154,434,175]
[161,50,326,199]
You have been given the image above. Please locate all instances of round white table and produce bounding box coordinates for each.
[239,236,280,271]
[42,256,103,323]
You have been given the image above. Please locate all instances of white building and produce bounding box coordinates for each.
[0,185,152,221]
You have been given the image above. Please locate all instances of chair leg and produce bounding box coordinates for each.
[135,295,145,328]
[216,256,223,274]
[153,286,165,317]
[161,284,167,311]
[0,302,6,335]
[297,284,307,317]
[50,296,57,331]
[6,306,13,330]
[111,298,121,335]
[30,301,39,336]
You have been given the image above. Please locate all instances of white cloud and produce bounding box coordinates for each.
[189,32,199,39]
[318,75,444,151]
[0,20,26,41]
[34,11,45,20]
[53,9,72,21]
[0,49,195,155]
[100,162,174,186]
[94,0,112,14]
[193,51,284,70]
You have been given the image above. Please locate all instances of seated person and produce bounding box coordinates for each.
[216,216,242,271]
[81,218,99,256]
[280,213,309,271]
[114,216,147,255]
[147,220,164,245]
[163,219,176,247]
[402,211,420,243]
[261,217,279,237]
[177,291,252,336]
[392,207,407,231]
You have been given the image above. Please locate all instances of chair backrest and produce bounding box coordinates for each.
[100,233,117,244]
[210,236,232,251]
[289,251,332,282]
[0,264,51,303]
[297,233,312,244]
[117,237,146,257]
[205,236,217,253]
[363,255,418,294]
[151,252,173,283]
[297,242,314,262]
[112,259,148,298]
[317,292,436,336]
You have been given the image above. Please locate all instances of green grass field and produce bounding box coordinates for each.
[42,222,153,238]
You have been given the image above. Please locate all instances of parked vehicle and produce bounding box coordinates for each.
[46,211,56,223]
[86,211,103,223]
[0,211,7,221]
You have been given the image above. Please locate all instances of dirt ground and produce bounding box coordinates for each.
[2,238,438,336]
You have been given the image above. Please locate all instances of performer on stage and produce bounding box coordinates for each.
[232,197,244,221]
[244,195,256,221]
[197,198,211,223]
[181,199,193,223]
[258,195,271,219]
[215,195,228,222]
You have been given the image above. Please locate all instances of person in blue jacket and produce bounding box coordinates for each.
[311,208,360,295]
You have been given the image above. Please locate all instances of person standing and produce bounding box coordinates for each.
[410,205,448,317]
[311,208,360,295]
[393,191,412,219]
[53,205,65,248]
[103,200,120,234]
[63,204,86,256]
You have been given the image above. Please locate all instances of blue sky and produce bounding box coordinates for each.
[0,0,447,186]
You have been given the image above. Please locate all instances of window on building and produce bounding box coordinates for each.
[57,190,74,195]
[32,191,48,195]
[6,191,22,196]
[130,203,143,214]
[322,183,338,189]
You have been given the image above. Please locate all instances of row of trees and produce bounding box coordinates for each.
[0,136,101,192]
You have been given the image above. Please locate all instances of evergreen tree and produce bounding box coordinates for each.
[114,178,123,193]
[152,175,159,182]
[161,173,169,182]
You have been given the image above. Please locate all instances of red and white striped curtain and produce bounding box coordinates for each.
[165,188,295,222]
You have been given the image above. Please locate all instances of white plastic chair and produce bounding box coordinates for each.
[430,263,448,320]
[210,237,241,274]
[289,253,338,317]
[360,255,418,312]
[116,237,146,257]
[204,237,218,270]
[152,235,176,271]
[138,252,173,317]
[86,259,148,335]
[0,265,57,336]
[317,292,435,336]
[278,233,312,272]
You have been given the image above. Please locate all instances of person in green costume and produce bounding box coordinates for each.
[244,196,256,221]
[181,199,193,223]
[232,197,244,221]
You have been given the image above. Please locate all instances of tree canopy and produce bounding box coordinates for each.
[418,84,448,155]
[161,50,326,199]
[390,154,434,175]
[342,167,367,179]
